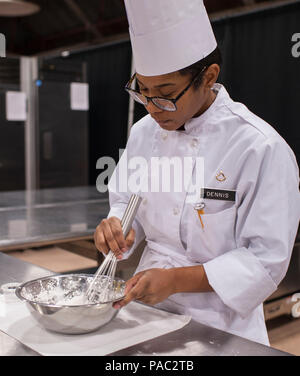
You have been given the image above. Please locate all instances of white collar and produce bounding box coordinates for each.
[182,83,230,136]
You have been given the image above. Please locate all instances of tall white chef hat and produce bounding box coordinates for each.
[124,0,217,76]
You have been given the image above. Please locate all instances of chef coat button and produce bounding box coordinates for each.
[161,133,168,141]
[173,207,180,216]
[191,138,198,148]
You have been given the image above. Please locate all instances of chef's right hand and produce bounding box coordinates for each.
[94,217,135,260]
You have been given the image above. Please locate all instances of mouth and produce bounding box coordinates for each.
[153,118,172,126]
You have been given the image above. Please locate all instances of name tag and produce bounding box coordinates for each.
[203,188,236,202]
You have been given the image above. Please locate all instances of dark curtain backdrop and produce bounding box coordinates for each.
[214,2,300,165]
[134,2,300,165]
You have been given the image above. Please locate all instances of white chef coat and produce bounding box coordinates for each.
[107,84,300,346]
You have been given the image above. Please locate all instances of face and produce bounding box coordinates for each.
[136,66,219,131]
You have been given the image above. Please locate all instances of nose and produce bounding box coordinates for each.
[146,100,164,115]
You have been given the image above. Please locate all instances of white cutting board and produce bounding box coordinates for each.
[0,295,190,356]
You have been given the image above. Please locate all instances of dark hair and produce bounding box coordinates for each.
[179,46,222,89]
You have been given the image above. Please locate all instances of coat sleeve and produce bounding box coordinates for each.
[204,138,300,318]
[106,124,146,260]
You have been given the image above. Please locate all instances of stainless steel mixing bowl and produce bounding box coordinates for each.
[15,274,125,335]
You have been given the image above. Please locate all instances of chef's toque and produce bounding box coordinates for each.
[124,0,217,76]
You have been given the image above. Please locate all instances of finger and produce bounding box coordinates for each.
[125,228,136,250]
[116,288,142,309]
[124,273,143,295]
[113,301,122,309]
[101,219,122,258]
[118,276,147,308]
[94,226,110,255]
[109,217,128,251]
[114,274,146,309]
[114,294,148,310]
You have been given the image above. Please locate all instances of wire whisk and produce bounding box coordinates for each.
[86,194,142,303]
[85,252,118,303]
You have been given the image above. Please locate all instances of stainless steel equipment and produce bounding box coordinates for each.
[15,274,125,335]
[0,186,109,252]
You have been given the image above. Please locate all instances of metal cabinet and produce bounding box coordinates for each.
[38,81,88,188]
[37,59,89,188]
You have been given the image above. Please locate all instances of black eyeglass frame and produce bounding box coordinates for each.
[125,66,207,112]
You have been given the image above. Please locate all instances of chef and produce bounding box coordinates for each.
[94,0,300,345]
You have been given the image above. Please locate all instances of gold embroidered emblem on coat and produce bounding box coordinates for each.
[216,171,226,182]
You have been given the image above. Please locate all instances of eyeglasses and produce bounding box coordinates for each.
[125,66,207,112]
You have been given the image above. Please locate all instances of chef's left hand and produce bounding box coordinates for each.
[113,268,175,309]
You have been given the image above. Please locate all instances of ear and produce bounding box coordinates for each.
[203,64,220,89]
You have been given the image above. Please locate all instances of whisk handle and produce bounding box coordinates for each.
[121,194,143,238]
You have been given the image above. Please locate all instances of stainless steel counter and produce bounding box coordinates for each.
[0,186,109,251]
[0,253,54,356]
[0,253,291,356]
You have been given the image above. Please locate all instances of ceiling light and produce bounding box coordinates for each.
[0,0,40,17]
